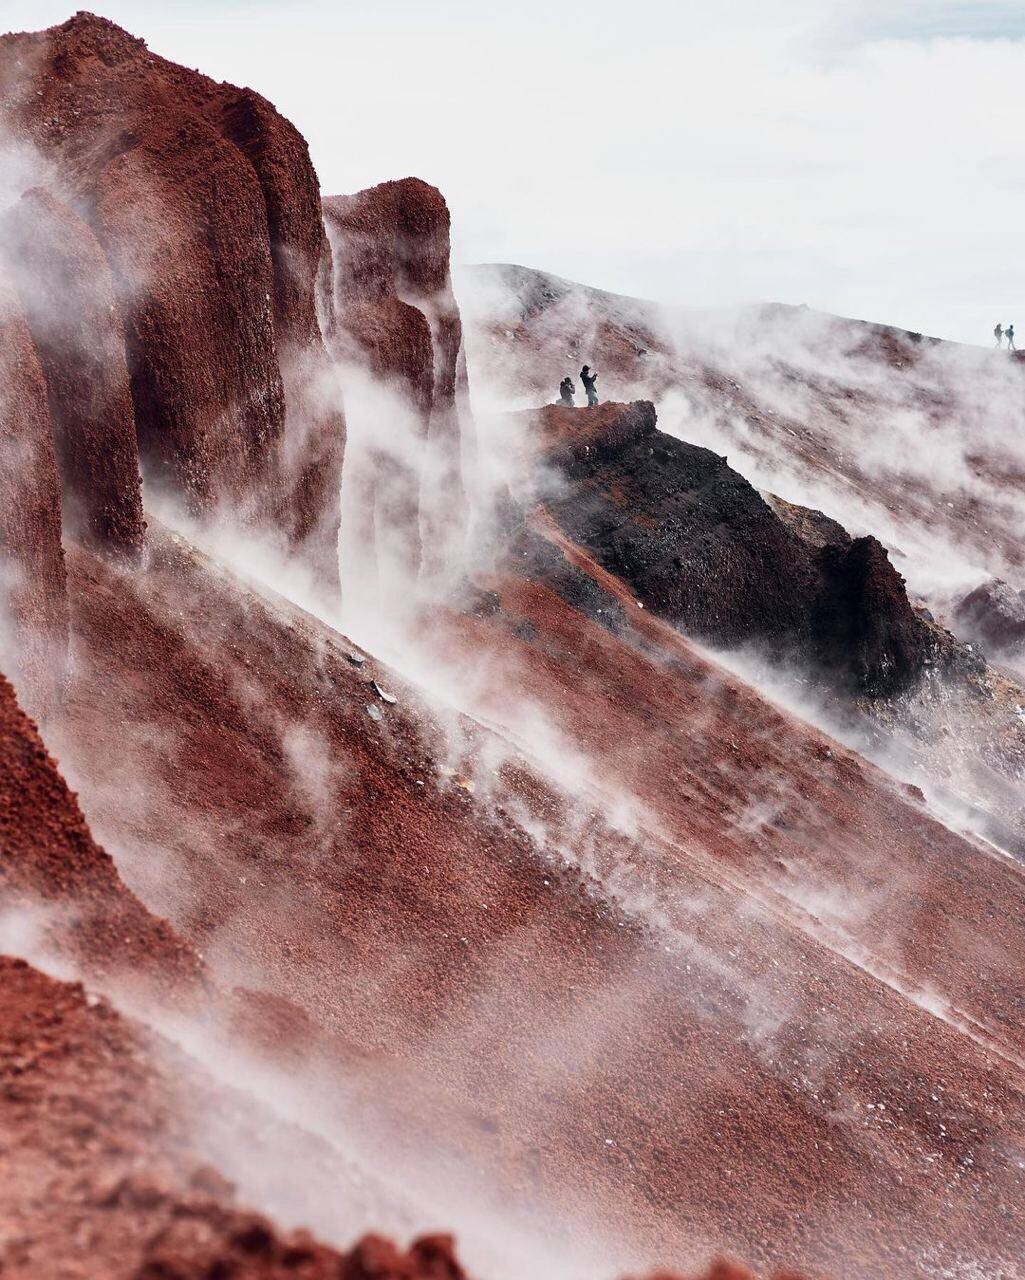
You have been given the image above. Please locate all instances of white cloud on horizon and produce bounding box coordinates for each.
[3,0,1024,343]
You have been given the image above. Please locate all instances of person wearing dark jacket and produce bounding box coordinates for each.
[559,376,575,406]
[580,365,599,406]
[1007,324,1016,351]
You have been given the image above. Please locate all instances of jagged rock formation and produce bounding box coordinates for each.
[531,401,930,696]
[324,178,467,588]
[0,11,342,580]
[955,577,1025,659]
[764,493,850,552]
[0,279,68,715]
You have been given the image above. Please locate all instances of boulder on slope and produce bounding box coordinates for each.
[954,577,1025,659]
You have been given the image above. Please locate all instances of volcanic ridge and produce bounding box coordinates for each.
[0,12,1024,1280]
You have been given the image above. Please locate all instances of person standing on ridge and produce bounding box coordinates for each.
[580,365,599,407]
[1007,324,1016,351]
[559,376,575,406]
[994,322,1004,348]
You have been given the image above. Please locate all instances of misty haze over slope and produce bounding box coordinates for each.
[0,11,1023,1280]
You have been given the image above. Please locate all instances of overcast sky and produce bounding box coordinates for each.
[4,0,1024,343]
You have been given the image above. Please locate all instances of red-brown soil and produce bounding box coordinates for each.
[42,521,1025,1279]
[0,16,1022,1280]
[0,665,198,987]
[0,953,478,1279]
[0,277,68,716]
[1,185,144,560]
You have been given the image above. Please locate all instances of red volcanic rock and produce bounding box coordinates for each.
[324,177,459,415]
[0,11,341,571]
[342,1233,467,1279]
[1,186,144,560]
[327,177,452,304]
[193,84,327,361]
[0,13,282,504]
[182,66,344,581]
[135,1217,468,1280]
[534,398,656,468]
[954,577,1025,657]
[0,665,199,982]
[0,278,68,713]
[324,178,467,585]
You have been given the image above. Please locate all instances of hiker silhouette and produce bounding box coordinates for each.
[580,365,599,407]
[1007,324,1016,351]
[559,376,575,406]
[995,323,1004,348]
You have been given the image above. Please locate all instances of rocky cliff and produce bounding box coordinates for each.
[0,277,69,715]
[0,10,342,582]
[324,178,468,589]
[530,401,931,696]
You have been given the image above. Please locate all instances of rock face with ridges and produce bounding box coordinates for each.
[1,186,144,560]
[532,401,930,696]
[813,535,930,697]
[0,11,342,577]
[324,178,467,586]
[0,280,68,715]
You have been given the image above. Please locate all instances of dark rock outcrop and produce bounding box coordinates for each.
[532,401,931,696]
[955,577,1025,658]
[813,535,930,698]
[1,186,144,560]
[0,280,68,715]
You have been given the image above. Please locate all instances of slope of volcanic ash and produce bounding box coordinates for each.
[0,276,68,716]
[459,263,1025,610]
[1,185,144,560]
[49,521,1025,1279]
[530,400,930,697]
[505,389,1025,851]
[324,178,468,587]
[0,12,342,577]
[0,954,482,1280]
[0,665,199,986]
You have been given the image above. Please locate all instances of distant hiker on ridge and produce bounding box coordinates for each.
[559,376,575,406]
[581,365,599,407]
[1007,324,1016,351]
[994,322,1004,348]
